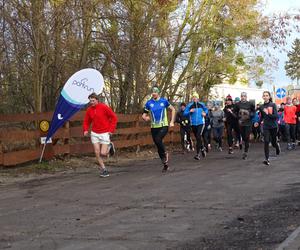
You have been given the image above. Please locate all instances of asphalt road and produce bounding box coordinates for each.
[1,143,300,250]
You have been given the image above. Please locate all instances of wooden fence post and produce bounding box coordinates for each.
[135,115,140,154]
[63,121,70,159]
[0,143,3,166]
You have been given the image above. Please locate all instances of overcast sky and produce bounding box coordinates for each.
[264,0,300,88]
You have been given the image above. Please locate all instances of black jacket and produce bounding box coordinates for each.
[259,101,278,129]
[176,110,190,127]
[223,104,239,125]
[233,101,255,127]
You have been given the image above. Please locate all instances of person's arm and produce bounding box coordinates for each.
[142,101,151,122]
[83,109,91,136]
[200,102,208,117]
[183,102,192,116]
[168,105,176,127]
[267,103,278,119]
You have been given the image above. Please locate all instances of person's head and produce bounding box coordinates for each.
[240,92,247,102]
[292,97,299,106]
[180,102,186,111]
[225,97,233,105]
[262,91,272,103]
[234,97,240,103]
[280,102,285,109]
[88,92,99,106]
[151,86,160,100]
[192,92,199,102]
[214,103,220,111]
[286,96,292,105]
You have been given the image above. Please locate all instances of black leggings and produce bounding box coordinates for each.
[226,122,241,147]
[240,125,251,153]
[180,126,192,150]
[285,123,296,143]
[263,128,279,160]
[192,125,205,154]
[151,126,168,162]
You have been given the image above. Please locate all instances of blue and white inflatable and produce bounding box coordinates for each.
[46,68,104,143]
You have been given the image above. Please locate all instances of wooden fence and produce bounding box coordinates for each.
[0,111,180,166]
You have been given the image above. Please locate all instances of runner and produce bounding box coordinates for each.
[83,93,118,177]
[233,92,255,160]
[142,86,175,172]
[284,96,297,150]
[176,102,192,153]
[210,104,225,151]
[277,103,286,142]
[293,98,300,145]
[184,92,208,160]
[224,96,241,154]
[252,104,261,142]
[202,101,213,152]
[259,91,280,166]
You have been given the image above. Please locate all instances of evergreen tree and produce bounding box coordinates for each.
[285,38,300,85]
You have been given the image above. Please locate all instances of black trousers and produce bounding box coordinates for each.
[202,126,211,148]
[240,125,251,153]
[263,127,279,160]
[285,123,296,143]
[226,122,241,147]
[180,126,192,150]
[192,125,205,154]
[151,126,168,162]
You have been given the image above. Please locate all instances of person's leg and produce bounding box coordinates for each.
[285,123,291,149]
[244,125,251,153]
[180,126,185,151]
[263,128,270,160]
[185,126,192,149]
[270,127,280,155]
[93,143,105,170]
[290,124,296,143]
[219,126,224,148]
[192,125,205,159]
[151,127,169,162]
[227,124,233,148]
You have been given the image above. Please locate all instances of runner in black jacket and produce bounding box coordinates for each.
[233,92,255,160]
[224,97,241,154]
[259,91,280,165]
[176,103,192,153]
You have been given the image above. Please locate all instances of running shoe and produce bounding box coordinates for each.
[228,148,234,154]
[162,163,169,173]
[194,154,201,160]
[292,143,296,150]
[100,169,109,177]
[242,152,247,160]
[263,159,270,166]
[218,147,223,152]
[108,142,116,156]
[287,143,292,151]
[201,149,206,158]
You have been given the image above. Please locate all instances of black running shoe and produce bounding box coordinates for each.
[201,149,206,158]
[108,142,115,157]
[100,169,110,177]
[162,163,169,173]
[228,148,234,154]
[263,159,270,166]
[194,154,201,160]
[242,152,247,160]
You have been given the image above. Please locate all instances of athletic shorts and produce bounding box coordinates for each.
[91,132,111,145]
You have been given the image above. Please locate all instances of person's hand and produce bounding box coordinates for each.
[83,131,89,137]
[263,108,269,114]
[227,108,232,113]
[298,117,300,122]
[190,108,195,113]
[143,116,150,122]
[202,112,206,117]
[169,121,174,127]
[254,122,259,128]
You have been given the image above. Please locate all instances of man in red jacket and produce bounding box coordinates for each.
[83,93,118,177]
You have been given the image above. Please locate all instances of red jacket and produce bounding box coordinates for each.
[284,105,297,124]
[83,103,117,134]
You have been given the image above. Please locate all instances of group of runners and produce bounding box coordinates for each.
[83,87,300,177]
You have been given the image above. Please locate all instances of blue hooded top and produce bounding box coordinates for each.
[183,101,208,126]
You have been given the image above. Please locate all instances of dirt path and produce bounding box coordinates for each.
[1,144,300,250]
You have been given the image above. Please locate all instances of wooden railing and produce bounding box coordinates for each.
[0,111,180,166]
